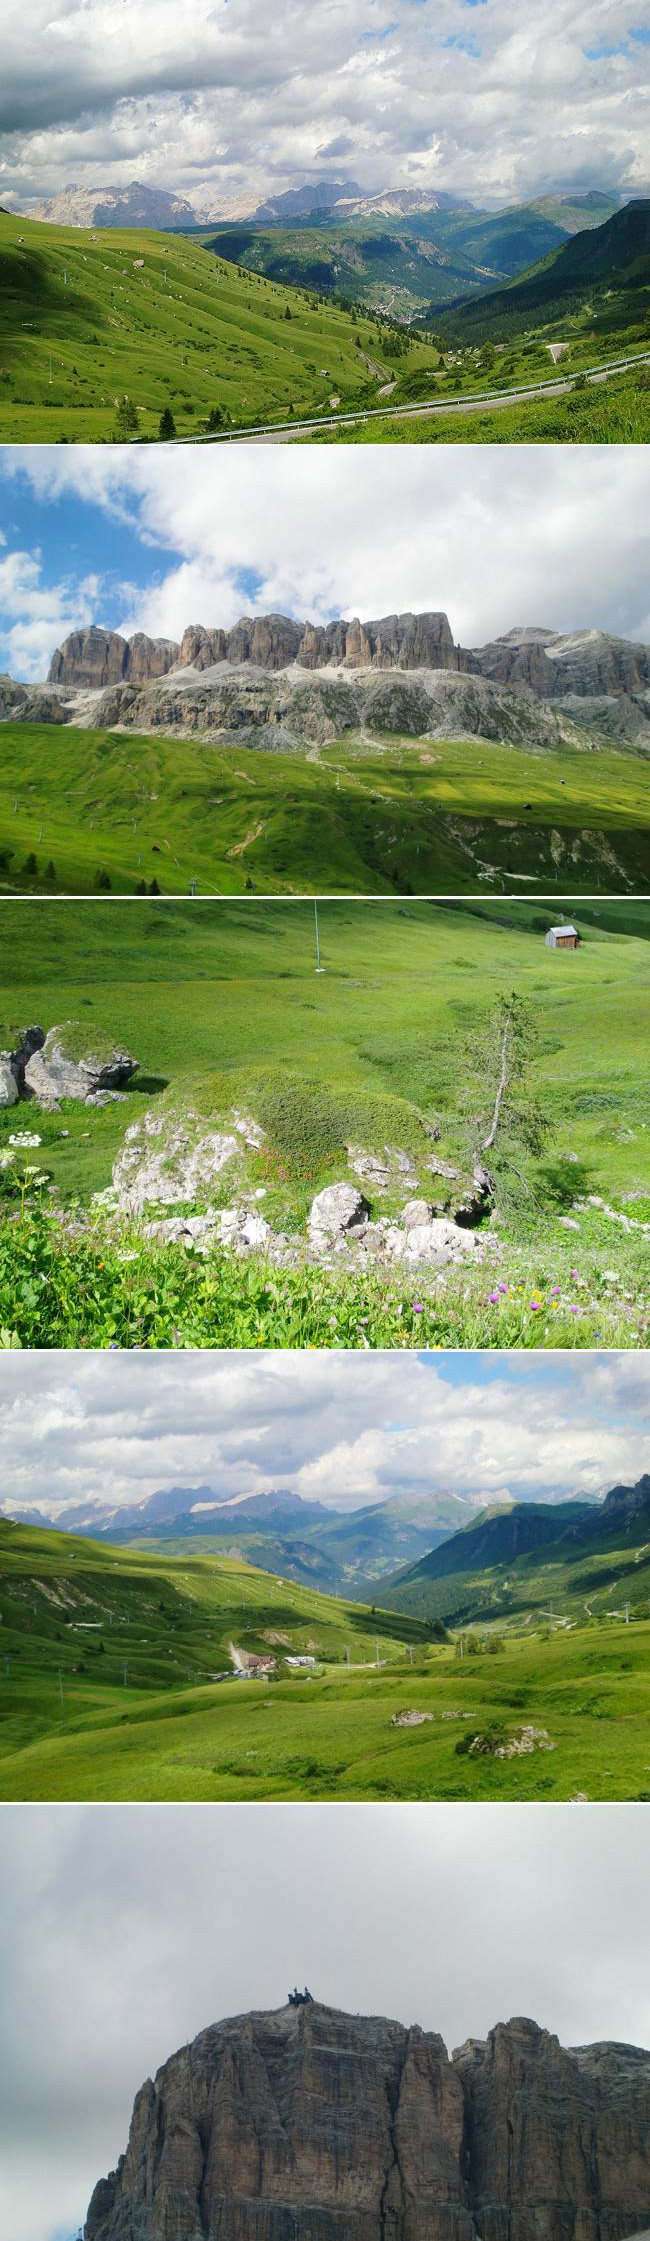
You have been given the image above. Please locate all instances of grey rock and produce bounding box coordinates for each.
[308,1183,370,1238]
[0,1057,18,1107]
[402,1198,434,1229]
[24,1026,137,1109]
[113,1111,240,1214]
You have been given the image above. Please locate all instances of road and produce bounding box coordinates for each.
[176,350,650,445]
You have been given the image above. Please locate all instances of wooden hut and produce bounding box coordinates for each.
[544,923,579,950]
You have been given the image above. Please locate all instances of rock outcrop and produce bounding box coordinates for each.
[84,2003,650,2241]
[469,625,650,701]
[21,1025,137,1108]
[87,667,586,753]
[48,628,180,690]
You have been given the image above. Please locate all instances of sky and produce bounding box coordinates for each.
[1,444,649,682]
[1,0,650,213]
[0,1799,649,2241]
[1,1350,648,1519]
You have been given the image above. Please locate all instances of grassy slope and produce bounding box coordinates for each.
[435,201,650,345]
[1,722,650,898]
[381,1502,650,1631]
[309,367,650,446]
[1,1520,649,1802]
[0,209,441,440]
[0,895,648,1210]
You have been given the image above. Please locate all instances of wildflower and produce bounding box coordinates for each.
[497,1283,508,1294]
[489,1291,499,1304]
[530,1301,542,1313]
[413,1304,424,1314]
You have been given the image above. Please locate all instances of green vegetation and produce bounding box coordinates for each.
[1,722,649,897]
[1,1518,649,1800]
[0,899,648,1348]
[381,1491,650,1632]
[435,200,650,347]
[309,364,650,446]
[0,202,646,442]
[201,192,623,320]
[0,208,442,440]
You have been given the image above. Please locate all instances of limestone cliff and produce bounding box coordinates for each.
[84,2004,650,2241]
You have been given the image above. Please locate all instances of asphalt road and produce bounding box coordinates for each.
[178,351,650,445]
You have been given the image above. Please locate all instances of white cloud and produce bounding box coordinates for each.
[0,545,100,680]
[1,0,648,209]
[4,446,650,678]
[0,1352,647,1516]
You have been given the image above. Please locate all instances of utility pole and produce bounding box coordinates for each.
[314,899,325,973]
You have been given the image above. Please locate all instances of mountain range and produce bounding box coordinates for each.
[10,609,646,756]
[20,177,633,320]
[0,1483,475,1595]
[84,1999,650,2241]
[379,1473,650,1627]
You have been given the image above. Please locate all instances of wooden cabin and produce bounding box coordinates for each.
[544,923,580,950]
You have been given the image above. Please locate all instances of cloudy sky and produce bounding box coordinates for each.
[0,1799,649,2241]
[1,1350,648,1519]
[1,444,649,681]
[2,0,649,213]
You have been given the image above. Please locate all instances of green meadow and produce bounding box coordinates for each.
[0,208,441,441]
[0,899,648,1347]
[1,1520,649,1802]
[2,722,649,897]
[0,206,646,442]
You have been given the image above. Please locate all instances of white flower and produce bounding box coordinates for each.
[8,1132,41,1149]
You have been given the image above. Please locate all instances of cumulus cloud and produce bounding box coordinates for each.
[0,0,649,210]
[0,1352,647,1517]
[1,1800,650,2241]
[0,545,100,680]
[3,446,650,678]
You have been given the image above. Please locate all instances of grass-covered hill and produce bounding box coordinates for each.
[0,207,442,441]
[2,719,650,898]
[1,1515,649,1801]
[0,898,648,1349]
[380,1476,650,1630]
[436,201,650,346]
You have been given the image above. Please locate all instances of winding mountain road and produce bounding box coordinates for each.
[178,350,650,445]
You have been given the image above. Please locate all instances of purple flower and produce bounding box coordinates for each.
[569,1305,579,1314]
[489,1292,500,1304]
[551,1286,561,1296]
[413,1304,424,1314]
[498,1283,508,1295]
[530,1301,542,1312]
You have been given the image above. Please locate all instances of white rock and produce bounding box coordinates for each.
[0,1058,18,1108]
[308,1182,369,1239]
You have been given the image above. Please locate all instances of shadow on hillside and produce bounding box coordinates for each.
[0,241,101,367]
[538,1155,594,1209]
[130,1074,169,1096]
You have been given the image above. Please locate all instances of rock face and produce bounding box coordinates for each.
[48,628,181,689]
[48,611,459,687]
[46,613,650,706]
[84,2003,650,2241]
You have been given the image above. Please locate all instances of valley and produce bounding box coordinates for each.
[1,1511,650,1801]
[0,196,647,444]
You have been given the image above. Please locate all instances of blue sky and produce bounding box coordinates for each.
[1,446,649,682]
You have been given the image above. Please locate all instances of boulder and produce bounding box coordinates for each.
[0,1057,18,1107]
[403,1217,480,1263]
[24,1027,137,1108]
[308,1183,370,1240]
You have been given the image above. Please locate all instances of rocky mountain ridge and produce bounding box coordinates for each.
[47,612,650,697]
[84,2000,650,2241]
